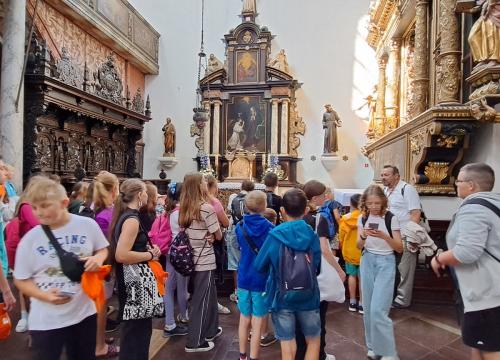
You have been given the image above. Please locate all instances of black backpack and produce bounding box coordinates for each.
[231,193,248,224]
[361,211,395,238]
[169,230,208,276]
[278,244,317,304]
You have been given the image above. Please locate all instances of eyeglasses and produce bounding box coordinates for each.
[454,179,471,185]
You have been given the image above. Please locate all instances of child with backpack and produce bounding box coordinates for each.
[323,188,342,255]
[254,188,322,360]
[235,191,275,360]
[159,182,190,337]
[13,176,109,359]
[300,180,345,360]
[227,180,255,303]
[357,185,403,360]
[339,194,363,313]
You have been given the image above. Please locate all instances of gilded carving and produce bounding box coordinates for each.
[373,55,388,138]
[436,135,460,148]
[470,98,497,121]
[385,38,402,131]
[424,162,450,184]
[404,29,416,124]
[436,0,461,104]
[288,101,306,157]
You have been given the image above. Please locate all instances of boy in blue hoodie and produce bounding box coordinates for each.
[235,190,275,360]
[254,188,322,360]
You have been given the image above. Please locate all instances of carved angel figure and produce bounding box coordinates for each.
[269,49,290,74]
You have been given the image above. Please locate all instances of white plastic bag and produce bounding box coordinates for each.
[317,255,345,303]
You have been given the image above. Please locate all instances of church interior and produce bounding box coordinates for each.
[0,0,499,359]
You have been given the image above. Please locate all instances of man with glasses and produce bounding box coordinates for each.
[381,165,422,308]
[431,163,500,359]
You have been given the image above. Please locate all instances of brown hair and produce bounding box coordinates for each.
[140,182,158,215]
[383,165,400,176]
[179,173,207,228]
[360,185,388,217]
[263,173,279,188]
[241,180,255,192]
[84,182,94,208]
[165,182,183,214]
[94,171,119,213]
[263,208,277,224]
[282,188,308,218]
[108,178,146,261]
[303,180,326,211]
[70,182,89,201]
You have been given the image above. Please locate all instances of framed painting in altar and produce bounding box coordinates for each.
[235,50,258,83]
[226,95,267,152]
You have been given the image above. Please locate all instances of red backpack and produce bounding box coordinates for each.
[148,210,175,254]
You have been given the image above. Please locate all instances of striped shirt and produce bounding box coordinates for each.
[186,203,221,271]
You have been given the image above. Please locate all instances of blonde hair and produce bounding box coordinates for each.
[26,176,68,204]
[179,173,206,228]
[360,185,389,218]
[94,171,119,213]
[245,190,267,213]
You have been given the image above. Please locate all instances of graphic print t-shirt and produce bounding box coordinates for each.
[14,214,109,330]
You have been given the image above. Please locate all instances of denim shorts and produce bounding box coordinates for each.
[226,227,240,271]
[237,289,269,317]
[271,309,321,341]
[345,262,360,276]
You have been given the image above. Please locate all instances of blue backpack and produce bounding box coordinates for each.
[317,205,335,238]
[278,244,317,303]
[169,230,207,276]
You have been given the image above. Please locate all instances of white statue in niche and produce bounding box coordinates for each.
[242,0,256,13]
[269,49,290,74]
[206,54,223,75]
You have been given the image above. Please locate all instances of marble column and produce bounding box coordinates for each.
[385,38,402,132]
[212,100,222,155]
[270,99,279,154]
[280,99,289,155]
[202,101,211,154]
[375,54,388,138]
[0,0,26,190]
[409,0,429,118]
[436,0,461,104]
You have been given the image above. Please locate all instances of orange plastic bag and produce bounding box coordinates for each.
[148,260,168,296]
[0,303,12,340]
[81,265,112,313]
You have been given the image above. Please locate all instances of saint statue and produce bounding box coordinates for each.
[269,49,290,74]
[462,0,500,69]
[206,54,223,75]
[162,117,176,157]
[242,0,256,14]
[322,104,342,155]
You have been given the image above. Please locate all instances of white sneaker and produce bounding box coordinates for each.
[326,354,336,360]
[367,350,377,359]
[15,318,28,333]
[217,302,231,314]
[381,357,399,360]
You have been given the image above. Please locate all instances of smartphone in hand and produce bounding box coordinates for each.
[368,223,379,230]
[59,290,76,297]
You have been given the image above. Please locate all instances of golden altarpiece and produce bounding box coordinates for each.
[363,0,500,196]
[191,4,305,186]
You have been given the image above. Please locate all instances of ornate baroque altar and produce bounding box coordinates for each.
[191,2,306,186]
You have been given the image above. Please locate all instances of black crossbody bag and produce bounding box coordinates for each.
[42,225,85,282]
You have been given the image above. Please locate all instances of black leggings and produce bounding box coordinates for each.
[119,318,152,360]
[30,314,97,360]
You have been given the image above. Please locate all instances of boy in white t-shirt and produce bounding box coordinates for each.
[14,177,108,360]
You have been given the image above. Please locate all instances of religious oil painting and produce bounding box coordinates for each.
[236,50,258,83]
[226,95,267,152]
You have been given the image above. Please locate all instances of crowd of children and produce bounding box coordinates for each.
[0,162,408,360]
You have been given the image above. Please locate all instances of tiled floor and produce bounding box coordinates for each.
[1,298,469,360]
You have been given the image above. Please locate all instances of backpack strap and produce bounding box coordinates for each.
[461,198,500,263]
[401,183,407,197]
[239,221,259,255]
[384,211,394,238]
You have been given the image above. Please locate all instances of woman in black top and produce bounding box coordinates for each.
[109,179,163,360]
